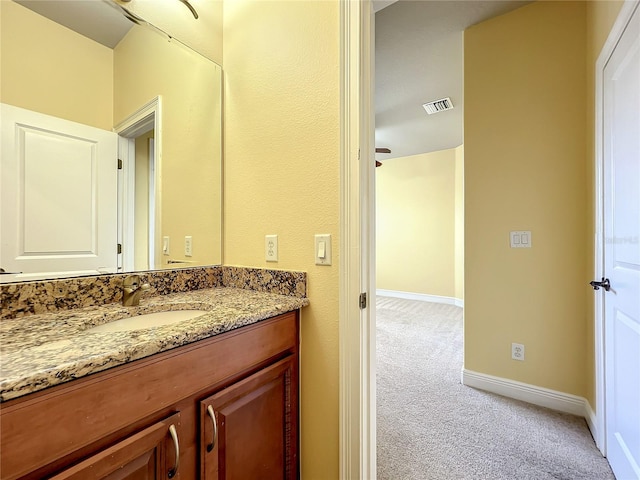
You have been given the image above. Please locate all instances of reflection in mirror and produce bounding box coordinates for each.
[0,0,222,283]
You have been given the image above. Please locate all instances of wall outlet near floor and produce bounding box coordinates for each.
[511,343,525,361]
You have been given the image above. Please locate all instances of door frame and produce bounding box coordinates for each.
[114,96,162,272]
[593,0,639,455]
[339,0,376,478]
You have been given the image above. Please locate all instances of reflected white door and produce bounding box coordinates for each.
[603,3,640,478]
[1,104,118,279]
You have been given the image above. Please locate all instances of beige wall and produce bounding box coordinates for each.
[114,25,222,267]
[454,145,464,301]
[376,148,461,299]
[464,1,588,396]
[0,1,113,130]
[584,0,624,407]
[222,1,340,478]
[134,131,154,271]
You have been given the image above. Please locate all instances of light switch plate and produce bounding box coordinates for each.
[265,235,278,262]
[510,231,532,248]
[315,234,332,265]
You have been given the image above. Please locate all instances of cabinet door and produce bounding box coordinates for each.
[50,413,181,480]
[200,357,298,480]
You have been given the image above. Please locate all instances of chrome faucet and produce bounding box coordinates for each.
[122,275,150,306]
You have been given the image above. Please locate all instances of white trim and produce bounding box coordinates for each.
[462,369,592,420]
[117,136,136,271]
[339,1,375,479]
[377,289,464,308]
[362,1,377,477]
[114,96,162,272]
[585,401,598,444]
[593,0,639,455]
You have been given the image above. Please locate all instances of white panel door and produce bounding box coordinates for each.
[603,4,640,479]
[1,104,118,279]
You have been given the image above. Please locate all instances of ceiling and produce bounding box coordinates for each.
[375,0,530,160]
[17,0,528,160]
[15,0,132,48]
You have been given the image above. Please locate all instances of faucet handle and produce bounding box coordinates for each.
[122,275,150,306]
[123,274,150,292]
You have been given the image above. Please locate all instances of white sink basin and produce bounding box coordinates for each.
[88,310,208,333]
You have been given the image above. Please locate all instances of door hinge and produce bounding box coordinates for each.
[117,159,123,170]
[359,292,367,309]
[117,243,122,254]
[358,148,361,161]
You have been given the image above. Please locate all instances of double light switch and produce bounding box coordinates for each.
[510,231,532,248]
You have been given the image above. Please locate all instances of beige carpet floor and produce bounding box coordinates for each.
[376,296,616,480]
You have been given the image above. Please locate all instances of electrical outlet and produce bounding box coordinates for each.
[184,236,193,257]
[265,235,278,262]
[512,343,525,361]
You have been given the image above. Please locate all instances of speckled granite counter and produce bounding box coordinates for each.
[0,287,309,402]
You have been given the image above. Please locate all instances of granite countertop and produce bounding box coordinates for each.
[0,287,309,402]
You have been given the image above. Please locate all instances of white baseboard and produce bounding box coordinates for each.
[377,289,464,308]
[584,401,598,445]
[461,369,593,422]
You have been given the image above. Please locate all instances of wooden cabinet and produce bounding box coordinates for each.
[50,413,181,480]
[0,312,299,480]
[200,357,297,480]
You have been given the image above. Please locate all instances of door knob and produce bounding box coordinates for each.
[590,278,611,291]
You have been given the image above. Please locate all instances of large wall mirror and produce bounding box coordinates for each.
[0,0,222,283]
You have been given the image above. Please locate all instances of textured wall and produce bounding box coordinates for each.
[464,1,588,396]
[222,1,341,478]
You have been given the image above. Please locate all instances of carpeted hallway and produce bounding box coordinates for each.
[376,296,616,480]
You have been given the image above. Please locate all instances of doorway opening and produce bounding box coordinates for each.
[115,96,162,273]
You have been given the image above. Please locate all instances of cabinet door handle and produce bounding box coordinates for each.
[168,424,180,478]
[206,405,218,452]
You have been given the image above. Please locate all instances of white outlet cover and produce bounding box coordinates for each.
[265,235,278,262]
[511,343,525,361]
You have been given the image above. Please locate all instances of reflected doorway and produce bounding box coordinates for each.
[115,97,161,272]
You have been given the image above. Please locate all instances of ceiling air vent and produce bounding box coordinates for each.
[422,97,454,115]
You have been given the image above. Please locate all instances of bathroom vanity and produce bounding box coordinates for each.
[0,268,308,480]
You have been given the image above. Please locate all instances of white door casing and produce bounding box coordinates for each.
[0,103,118,280]
[339,0,376,479]
[595,2,640,478]
[114,96,162,273]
